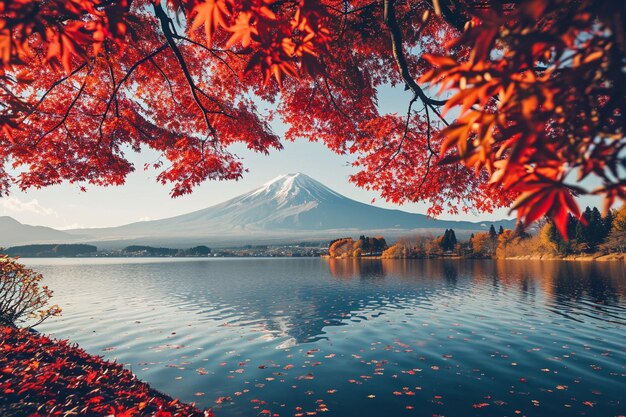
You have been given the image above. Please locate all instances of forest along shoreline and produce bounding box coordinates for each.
[326,205,626,262]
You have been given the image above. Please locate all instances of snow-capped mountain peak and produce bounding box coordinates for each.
[246,173,345,207]
[3,173,515,247]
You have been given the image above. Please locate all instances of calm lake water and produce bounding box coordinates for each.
[25,258,626,417]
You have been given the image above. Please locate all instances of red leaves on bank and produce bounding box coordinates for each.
[0,326,212,417]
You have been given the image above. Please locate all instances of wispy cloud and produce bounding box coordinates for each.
[0,196,57,216]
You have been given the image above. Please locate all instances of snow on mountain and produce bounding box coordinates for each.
[0,173,516,248]
[58,173,515,246]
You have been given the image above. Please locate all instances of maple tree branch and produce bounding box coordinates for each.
[304,85,319,113]
[171,34,241,77]
[19,62,87,126]
[103,44,121,118]
[195,89,237,119]
[377,94,419,173]
[319,76,350,120]
[106,56,120,117]
[98,44,168,139]
[432,0,467,33]
[383,0,447,107]
[428,101,449,127]
[153,2,217,142]
[126,115,154,139]
[424,104,437,155]
[417,105,435,195]
[34,65,93,146]
[148,57,180,106]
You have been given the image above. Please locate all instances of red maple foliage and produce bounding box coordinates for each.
[0,0,624,235]
[0,326,213,416]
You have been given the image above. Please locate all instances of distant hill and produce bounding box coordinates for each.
[1,174,516,248]
[2,244,98,257]
[0,216,78,247]
[61,173,516,247]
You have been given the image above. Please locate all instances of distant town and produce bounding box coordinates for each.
[0,243,328,258]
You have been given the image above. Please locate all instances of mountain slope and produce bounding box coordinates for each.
[0,216,77,247]
[64,173,515,245]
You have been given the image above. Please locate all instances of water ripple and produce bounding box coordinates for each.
[26,258,626,417]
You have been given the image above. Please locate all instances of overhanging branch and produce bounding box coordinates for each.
[153,2,217,141]
[383,0,447,108]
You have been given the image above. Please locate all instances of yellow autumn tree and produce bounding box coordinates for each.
[0,256,61,327]
[600,205,626,253]
[328,238,354,258]
[472,233,497,258]
[382,242,407,259]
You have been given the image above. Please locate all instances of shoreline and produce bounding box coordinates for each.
[12,254,626,262]
[323,254,626,262]
[501,253,626,262]
[0,326,211,417]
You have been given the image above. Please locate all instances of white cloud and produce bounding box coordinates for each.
[0,196,57,216]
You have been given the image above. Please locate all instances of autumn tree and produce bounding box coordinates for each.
[614,205,626,232]
[538,222,558,255]
[600,205,626,253]
[495,228,514,258]
[425,235,442,257]
[381,242,407,259]
[328,238,353,258]
[471,231,496,258]
[0,0,624,233]
[0,256,61,327]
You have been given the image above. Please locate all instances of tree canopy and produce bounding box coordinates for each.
[1,0,624,235]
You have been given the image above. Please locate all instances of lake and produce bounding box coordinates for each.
[25,258,626,416]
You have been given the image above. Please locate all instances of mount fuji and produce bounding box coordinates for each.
[1,173,516,247]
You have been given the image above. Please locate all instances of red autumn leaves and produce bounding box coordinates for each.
[0,0,624,235]
[419,1,625,235]
[0,326,212,416]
